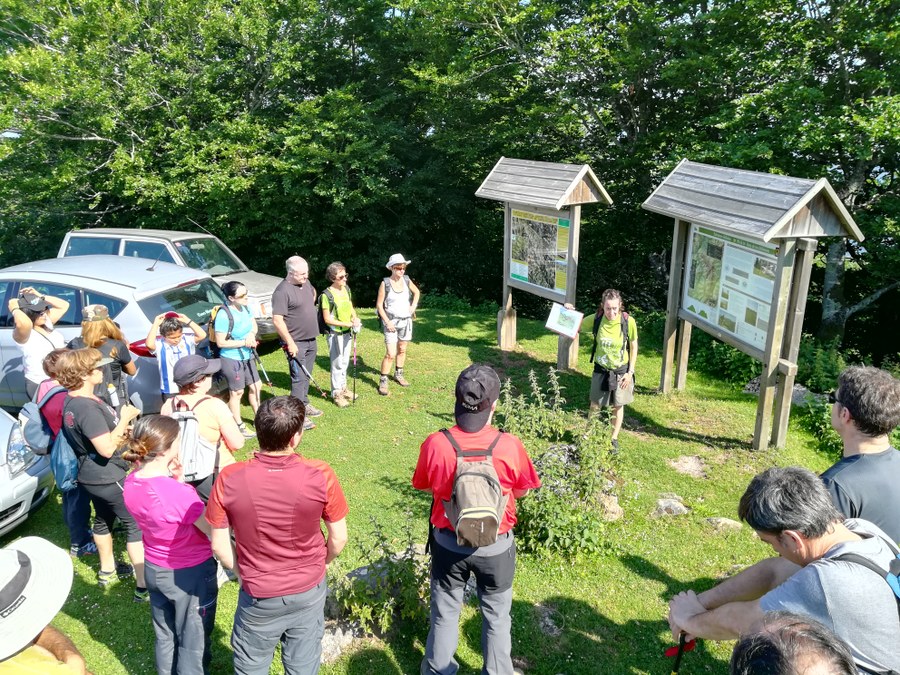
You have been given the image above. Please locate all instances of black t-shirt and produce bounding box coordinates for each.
[272,279,318,342]
[62,396,128,485]
[67,337,133,408]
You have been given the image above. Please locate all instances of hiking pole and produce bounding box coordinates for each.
[665,633,696,675]
[252,348,273,390]
[291,352,329,399]
[351,328,358,405]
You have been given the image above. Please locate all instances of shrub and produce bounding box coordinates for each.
[689,334,761,386]
[796,336,849,393]
[797,395,843,459]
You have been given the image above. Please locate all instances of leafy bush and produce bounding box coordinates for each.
[495,369,611,556]
[797,395,843,458]
[419,291,495,314]
[330,516,430,635]
[796,336,849,393]
[689,334,761,386]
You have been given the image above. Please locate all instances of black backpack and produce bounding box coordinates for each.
[317,287,351,335]
[589,310,631,367]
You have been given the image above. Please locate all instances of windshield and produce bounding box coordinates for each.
[137,279,226,326]
[173,238,245,276]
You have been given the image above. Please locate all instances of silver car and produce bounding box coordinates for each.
[0,407,53,537]
[0,256,227,414]
[58,228,281,340]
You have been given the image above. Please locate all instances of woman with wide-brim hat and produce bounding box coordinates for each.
[375,253,421,396]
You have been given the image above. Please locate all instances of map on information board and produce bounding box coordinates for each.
[509,208,570,296]
[683,225,779,351]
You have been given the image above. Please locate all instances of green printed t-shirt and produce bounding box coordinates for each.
[594,314,637,370]
[321,286,354,332]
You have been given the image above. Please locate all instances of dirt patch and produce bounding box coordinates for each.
[667,455,708,478]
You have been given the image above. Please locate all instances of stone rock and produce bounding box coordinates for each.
[535,604,563,637]
[320,622,356,663]
[706,517,742,532]
[653,498,690,517]
[597,493,624,521]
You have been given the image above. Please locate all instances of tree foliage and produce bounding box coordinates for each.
[1,0,897,358]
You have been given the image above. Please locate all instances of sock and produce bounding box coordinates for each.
[395,367,404,377]
[380,374,388,384]
[135,586,147,593]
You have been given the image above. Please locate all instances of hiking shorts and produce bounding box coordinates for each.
[384,316,413,344]
[591,372,634,408]
[221,357,260,391]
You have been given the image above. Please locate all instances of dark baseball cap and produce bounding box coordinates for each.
[17,292,51,313]
[173,355,220,387]
[454,364,501,433]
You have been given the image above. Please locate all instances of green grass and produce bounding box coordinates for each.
[2,306,836,674]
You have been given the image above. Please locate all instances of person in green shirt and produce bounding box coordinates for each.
[321,262,361,407]
[586,289,638,452]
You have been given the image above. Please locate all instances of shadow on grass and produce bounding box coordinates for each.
[345,646,404,674]
[625,403,753,450]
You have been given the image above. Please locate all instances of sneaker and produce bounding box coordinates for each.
[302,418,316,431]
[98,569,121,588]
[378,380,390,396]
[70,541,98,558]
[133,588,150,603]
[333,393,351,408]
[305,403,324,418]
[238,423,256,439]
[394,373,410,387]
[116,562,135,579]
[340,388,358,401]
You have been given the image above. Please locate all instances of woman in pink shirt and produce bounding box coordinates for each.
[123,415,217,675]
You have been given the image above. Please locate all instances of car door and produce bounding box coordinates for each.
[0,281,17,407]
[122,240,177,265]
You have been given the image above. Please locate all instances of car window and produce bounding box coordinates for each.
[19,283,80,327]
[82,291,128,320]
[64,236,121,257]
[137,279,226,327]
[0,281,13,328]
[123,241,176,264]
[173,238,245,275]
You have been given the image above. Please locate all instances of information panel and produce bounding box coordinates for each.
[683,225,779,351]
[509,208,570,298]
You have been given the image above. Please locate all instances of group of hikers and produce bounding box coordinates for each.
[2,251,899,675]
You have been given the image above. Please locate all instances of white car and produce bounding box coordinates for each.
[58,228,281,340]
[0,407,53,537]
[0,256,227,414]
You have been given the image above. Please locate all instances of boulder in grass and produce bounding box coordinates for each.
[653,497,689,517]
[706,517,743,532]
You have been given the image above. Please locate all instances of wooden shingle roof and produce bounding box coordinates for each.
[476,157,612,210]
[642,159,863,242]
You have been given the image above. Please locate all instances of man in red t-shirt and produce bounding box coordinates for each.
[413,364,540,675]
[206,396,348,674]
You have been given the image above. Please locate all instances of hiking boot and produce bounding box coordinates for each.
[70,541,98,558]
[394,373,410,387]
[238,423,256,439]
[341,388,358,401]
[133,588,150,603]
[305,403,324,418]
[333,392,351,408]
[378,379,390,396]
[302,418,316,431]
[610,438,620,455]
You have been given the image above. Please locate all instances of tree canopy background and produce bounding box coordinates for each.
[1,0,897,362]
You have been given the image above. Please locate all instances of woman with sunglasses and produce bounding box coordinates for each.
[7,287,70,399]
[320,262,361,407]
[376,253,421,396]
[215,281,260,438]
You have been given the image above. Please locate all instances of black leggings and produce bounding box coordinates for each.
[81,480,143,543]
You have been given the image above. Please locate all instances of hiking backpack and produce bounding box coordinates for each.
[19,385,67,455]
[52,425,84,493]
[589,310,631,367]
[833,551,900,620]
[440,429,509,548]
[317,287,351,335]
[170,397,220,483]
[203,304,234,358]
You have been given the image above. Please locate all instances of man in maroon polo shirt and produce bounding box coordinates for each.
[207,396,348,675]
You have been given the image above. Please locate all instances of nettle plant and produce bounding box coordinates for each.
[495,368,613,556]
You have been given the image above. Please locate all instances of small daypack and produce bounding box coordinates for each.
[317,287,351,335]
[440,429,509,548]
[170,397,219,483]
[589,310,631,367]
[833,550,900,620]
[203,304,234,358]
[51,429,81,492]
[19,385,67,455]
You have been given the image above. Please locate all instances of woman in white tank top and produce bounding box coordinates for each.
[7,287,69,399]
[375,254,421,396]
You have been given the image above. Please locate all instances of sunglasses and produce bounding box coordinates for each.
[827,392,841,405]
[336,274,348,280]
[393,264,407,270]
[233,293,248,299]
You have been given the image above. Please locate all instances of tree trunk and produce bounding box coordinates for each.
[818,239,848,343]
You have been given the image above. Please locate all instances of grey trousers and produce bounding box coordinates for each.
[286,339,318,405]
[231,578,327,675]
[421,535,517,675]
[146,557,218,675]
[326,332,353,395]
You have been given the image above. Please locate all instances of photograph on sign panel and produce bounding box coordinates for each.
[685,230,722,318]
[511,212,562,292]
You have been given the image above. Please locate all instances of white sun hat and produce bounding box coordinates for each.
[385,253,411,270]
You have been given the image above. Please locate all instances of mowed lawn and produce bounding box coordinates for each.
[2,305,835,674]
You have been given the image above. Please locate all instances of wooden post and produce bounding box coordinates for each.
[771,238,817,448]
[498,202,516,351]
[674,319,692,390]
[557,205,581,370]
[753,239,797,451]
[660,220,691,393]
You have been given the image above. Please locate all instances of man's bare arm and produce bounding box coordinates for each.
[696,556,800,609]
[325,518,348,564]
[34,626,88,674]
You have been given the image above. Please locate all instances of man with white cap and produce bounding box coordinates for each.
[413,364,540,675]
[0,536,89,672]
[375,253,421,396]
